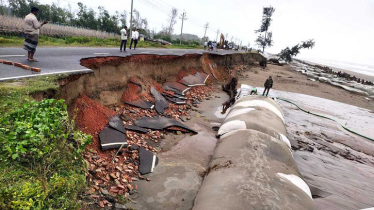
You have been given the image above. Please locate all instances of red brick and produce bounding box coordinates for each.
[31,67,41,72]
[3,60,13,65]
[14,62,23,67]
[21,65,31,70]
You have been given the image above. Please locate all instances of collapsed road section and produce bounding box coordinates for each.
[51,51,317,209]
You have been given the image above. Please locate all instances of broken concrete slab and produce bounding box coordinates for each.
[138,147,159,175]
[150,86,168,114]
[99,127,127,151]
[109,115,126,134]
[124,100,154,110]
[134,116,197,134]
[178,72,209,87]
[122,78,155,109]
[162,92,187,100]
[123,124,148,133]
[163,82,190,95]
[163,95,186,105]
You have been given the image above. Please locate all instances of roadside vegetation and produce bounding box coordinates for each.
[0,76,92,209]
[0,35,202,49]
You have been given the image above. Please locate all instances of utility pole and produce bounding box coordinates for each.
[179,11,187,45]
[203,22,209,42]
[215,29,219,43]
[129,0,134,39]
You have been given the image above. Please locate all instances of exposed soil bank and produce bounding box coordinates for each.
[58,53,264,107]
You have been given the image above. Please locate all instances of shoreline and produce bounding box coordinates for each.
[295,58,374,83]
[238,63,374,110]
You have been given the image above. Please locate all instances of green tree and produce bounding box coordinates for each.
[8,0,30,17]
[278,39,315,62]
[76,2,98,30]
[255,6,275,52]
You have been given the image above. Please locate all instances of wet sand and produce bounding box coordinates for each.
[239,64,374,110]
[239,64,374,209]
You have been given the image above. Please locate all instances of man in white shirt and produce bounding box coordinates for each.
[120,26,128,52]
[24,7,48,62]
[130,28,139,50]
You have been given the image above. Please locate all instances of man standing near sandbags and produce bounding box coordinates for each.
[263,76,273,96]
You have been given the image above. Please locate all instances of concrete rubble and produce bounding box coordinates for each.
[81,71,214,208]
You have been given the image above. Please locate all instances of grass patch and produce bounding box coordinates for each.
[0,75,60,115]
[0,76,91,209]
[0,35,203,49]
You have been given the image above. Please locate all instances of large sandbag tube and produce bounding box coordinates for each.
[193,96,316,210]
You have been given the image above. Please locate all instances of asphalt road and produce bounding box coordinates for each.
[0,47,242,81]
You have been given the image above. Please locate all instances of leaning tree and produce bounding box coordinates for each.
[255,6,275,53]
[277,39,315,62]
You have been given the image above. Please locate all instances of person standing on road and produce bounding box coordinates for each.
[130,28,139,50]
[120,26,128,52]
[262,76,273,96]
[24,7,48,62]
[204,41,207,50]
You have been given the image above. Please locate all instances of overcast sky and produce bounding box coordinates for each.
[39,0,374,66]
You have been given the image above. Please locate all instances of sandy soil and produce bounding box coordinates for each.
[239,64,374,110]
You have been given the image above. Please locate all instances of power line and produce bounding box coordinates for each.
[179,11,187,44]
[203,22,209,40]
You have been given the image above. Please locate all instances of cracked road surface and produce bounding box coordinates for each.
[0,47,244,81]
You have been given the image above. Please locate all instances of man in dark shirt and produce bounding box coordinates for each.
[263,76,273,96]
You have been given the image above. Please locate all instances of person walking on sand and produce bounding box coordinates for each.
[24,7,48,62]
[120,26,128,52]
[262,76,273,96]
[130,28,139,50]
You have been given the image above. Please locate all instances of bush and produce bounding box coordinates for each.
[0,99,92,209]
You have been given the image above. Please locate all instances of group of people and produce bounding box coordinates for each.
[119,26,139,52]
[204,40,218,52]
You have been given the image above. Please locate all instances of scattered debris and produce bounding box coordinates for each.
[163,82,190,95]
[178,72,209,87]
[138,148,159,175]
[109,115,127,134]
[99,127,127,151]
[123,124,148,134]
[122,78,154,109]
[135,116,197,134]
[150,86,168,114]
